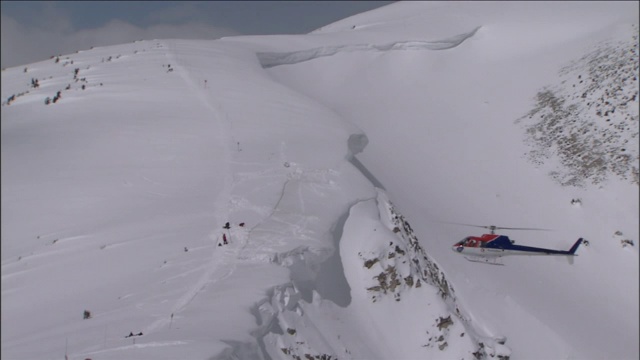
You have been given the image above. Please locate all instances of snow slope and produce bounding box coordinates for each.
[262,2,639,359]
[2,2,638,360]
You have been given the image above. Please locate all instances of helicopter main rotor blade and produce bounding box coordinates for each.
[440,222,500,229]
[440,222,553,231]
[439,221,490,229]
[494,226,553,231]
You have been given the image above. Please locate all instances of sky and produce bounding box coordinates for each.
[0,1,394,69]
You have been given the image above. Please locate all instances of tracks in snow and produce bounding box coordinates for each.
[142,41,240,334]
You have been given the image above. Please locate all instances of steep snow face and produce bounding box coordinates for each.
[257,189,509,360]
[262,2,639,360]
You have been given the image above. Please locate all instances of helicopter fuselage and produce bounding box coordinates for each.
[453,234,583,258]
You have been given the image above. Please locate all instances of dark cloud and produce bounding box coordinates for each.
[145,3,204,25]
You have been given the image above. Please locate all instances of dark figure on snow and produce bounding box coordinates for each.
[223,222,230,229]
[223,234,228,245]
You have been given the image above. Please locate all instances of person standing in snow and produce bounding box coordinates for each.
[223,233,228,245]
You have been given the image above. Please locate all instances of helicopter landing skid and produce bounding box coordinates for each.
[464,256,504,266]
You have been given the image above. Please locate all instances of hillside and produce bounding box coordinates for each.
[2,2,638,360]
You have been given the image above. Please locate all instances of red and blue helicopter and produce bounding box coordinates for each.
[451,224,583,265]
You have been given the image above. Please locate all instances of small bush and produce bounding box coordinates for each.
[621,239,634,247]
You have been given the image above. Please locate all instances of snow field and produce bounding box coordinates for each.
[2,2,638,359]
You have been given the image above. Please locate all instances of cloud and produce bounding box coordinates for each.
[1,14,241,69]
[145,3,203,24]
[38,2,74,33]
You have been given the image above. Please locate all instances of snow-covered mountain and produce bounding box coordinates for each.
[2,2,638,360]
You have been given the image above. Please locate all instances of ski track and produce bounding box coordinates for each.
[140,40,298,338]
[143,42,240,335]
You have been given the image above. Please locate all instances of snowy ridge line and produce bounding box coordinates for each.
[256,26,481,68]
[373,191,510,358]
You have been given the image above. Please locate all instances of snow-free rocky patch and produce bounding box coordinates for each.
[517,24,639,187]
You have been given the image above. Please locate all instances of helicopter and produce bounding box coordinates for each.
[450,224,583,265]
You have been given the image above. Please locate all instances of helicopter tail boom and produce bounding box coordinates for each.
[567,238,583,255]
[565,238,583,265]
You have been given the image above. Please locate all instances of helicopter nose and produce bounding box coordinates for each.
[453,245,463,253]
